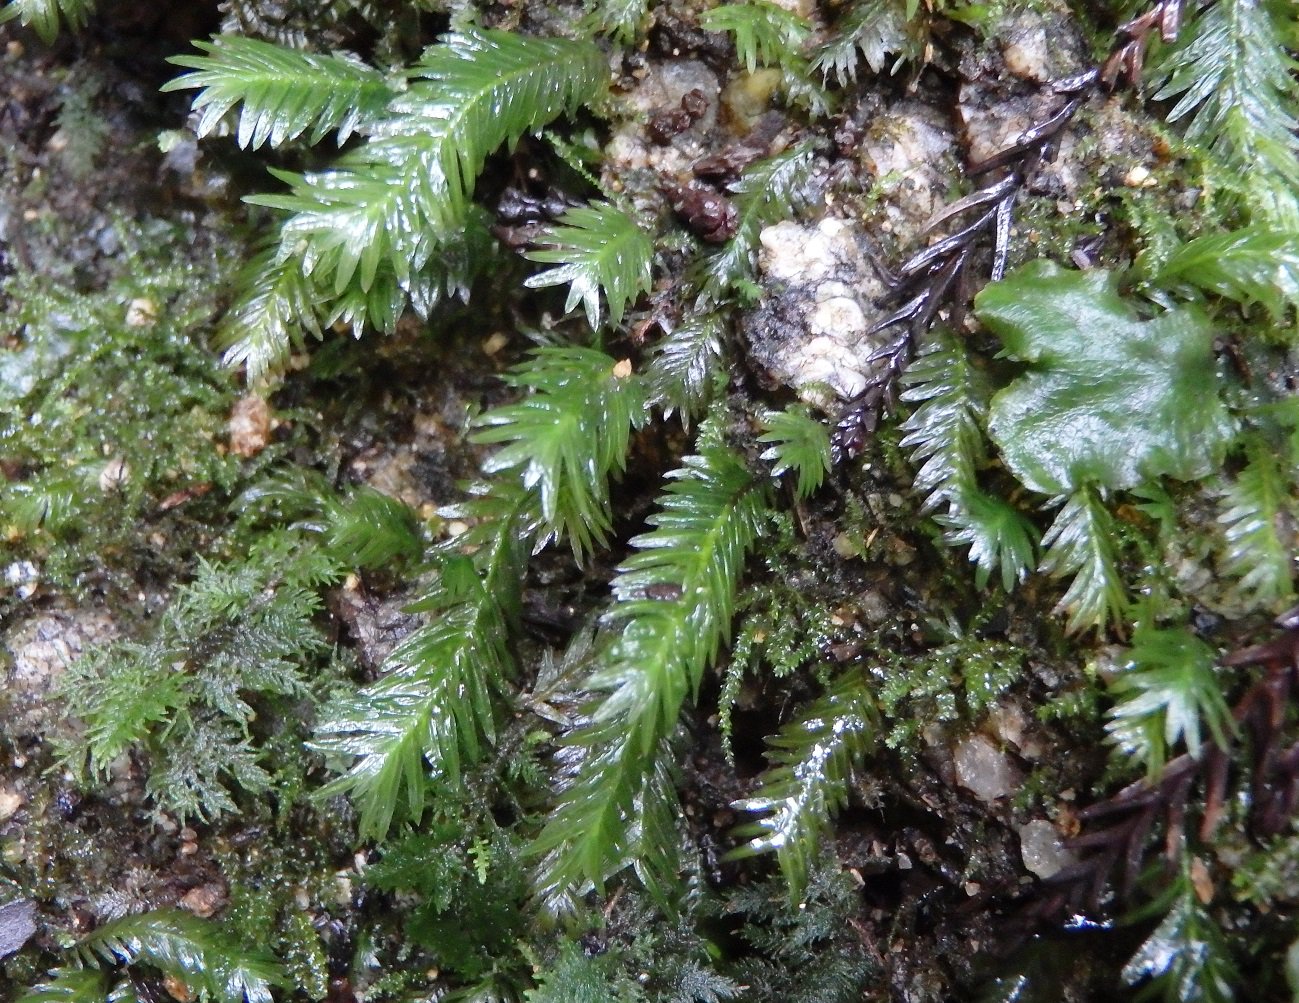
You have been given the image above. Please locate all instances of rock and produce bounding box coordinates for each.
[0,899,37,959]
[1018,819,1077,879]
[179,882,226,919]
[605,59,722,182]
[1002,23,1051,83]
[228,394,271,459]
[952,733,1021,804]
[0,789,22,823]
[857,101,959,231]
[3,560,40,601]
[746,217,891,402]
[98,456,130,492]
[7,607,117,705]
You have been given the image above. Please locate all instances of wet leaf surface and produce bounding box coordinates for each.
[979,260,1235,495]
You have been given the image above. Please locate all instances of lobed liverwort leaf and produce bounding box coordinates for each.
[978,261,1235,497]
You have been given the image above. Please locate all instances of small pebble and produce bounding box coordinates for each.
[228,395,271,459]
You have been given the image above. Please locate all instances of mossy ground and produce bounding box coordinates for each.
[2,2,1297,1002]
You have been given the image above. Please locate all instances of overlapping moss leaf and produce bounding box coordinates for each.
[729,668,878,901]
[523,201,655,330]
[533,422,771,898]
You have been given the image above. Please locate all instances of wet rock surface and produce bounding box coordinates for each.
[746,216,891,401]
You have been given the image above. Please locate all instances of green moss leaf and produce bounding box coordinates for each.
[1105,623,1235,779]
[163,36,394,149]
[523,200,654,330]
[1151,225,1299,325]
[75,911,285,1003]
[978,261,1234,496]
[758,405,831,500]
[0,0,93,43]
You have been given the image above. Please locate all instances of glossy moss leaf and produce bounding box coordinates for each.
[978,261,1233,496]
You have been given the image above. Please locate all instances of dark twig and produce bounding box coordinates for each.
[831,0,1183,463]
[1022,603,1299,925]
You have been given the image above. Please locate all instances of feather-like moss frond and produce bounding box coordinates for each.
[1150,0,1299,225]
[1218,435,1297,609]
[647,314,727,423]
[729,668,878,901]
[252,159,440,296]
[473,347,648,561]
[532,424,771,896]
[0,0,93,43]
[216,243,322,377]
[900,332,1037,590]
[1152,224,1299,327]
[758,405,831,500]
[56,534,328,822]
[1038,486,1127,635]
[1105,622,1235,779]
[239,29,602,332]
[374,28,606,222]
[699,1,812,75]
[312,489,530,841]
[163,36,394,149]
[523,200,654,330]
[74,910,284,1003]
[812,0,912,83]
[693,144,820,305]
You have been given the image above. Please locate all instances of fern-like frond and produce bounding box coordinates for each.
[251,158,440,296]
[163,36,394,149]
[581,0,650,43]
[729,668,878,901]
[523,200,654,330]
[900,333,1037,590]
[0,0,93,43]
[313,493,530,841]
[1152,224,1299,326]
[699,2,812,75]
[1038,486,1127,634]
[1122,865,1238,1003]
[758,405,831,500]
[15,968,106,1003]
[323,486,424,568]
[1105,622,1234,779]
[1218,437,1296,609]
[693,144,820,305]
[812,0,912,84]
[374,28,606,223]
[1151,0,1299,225]
[647,314,726,423]
[243,29,601,322]
[216,243,322,378]
[473,347,648,561]
[75,910,284,1003]
[532,425,771,894]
